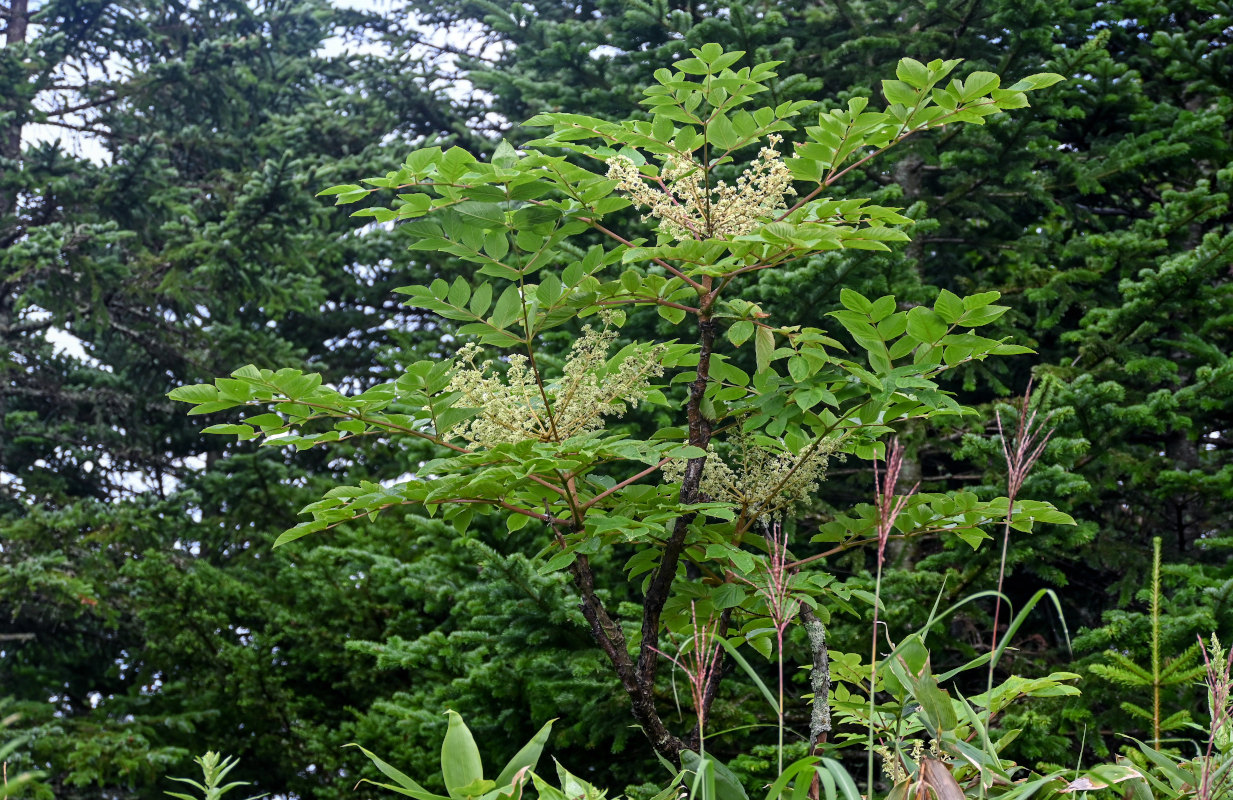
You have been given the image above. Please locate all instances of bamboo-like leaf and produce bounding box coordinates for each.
[718,638,779,713]
[991,588,1071,672]
[345,744,449,800]
[442,711,485,800]
[681,751,748,800]
[495,719,555,787]
[818,759,860,800]
[763,757,819,800]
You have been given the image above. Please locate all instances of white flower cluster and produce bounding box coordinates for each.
[606,135,796,241]
[875,739,946,784]
[446,326,665,448]
[662,432,835,519]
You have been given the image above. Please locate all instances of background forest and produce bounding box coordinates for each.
[1,1,1230,799]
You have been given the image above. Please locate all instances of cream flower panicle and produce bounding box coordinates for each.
[606,134,796,242]
[662,431,836,519]
[445,326,665,448]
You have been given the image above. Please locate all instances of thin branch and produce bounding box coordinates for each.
[441,498,569,525]
[556,469,586,528]
[518,278,560,442]
[262,397,470,453]
[579,215,707,293]
[40,92,120,117]
[404,32,499,64]
[525,474,567,497]
[580,457,673,510]
[28,117,114,138]
[597,297,700,315]
[0,317,54,336]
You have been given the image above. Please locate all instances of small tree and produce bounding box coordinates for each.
[171,46,1068,766]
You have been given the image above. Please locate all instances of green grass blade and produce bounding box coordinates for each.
[719,638,779,714]
[495,718,555,787]
[818,758,860,800]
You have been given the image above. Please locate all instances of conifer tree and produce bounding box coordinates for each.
[0,2,513,797]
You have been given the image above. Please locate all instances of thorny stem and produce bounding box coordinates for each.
[547,281,719,764]
[566,544,689,758]
[634,286,718,761]
[802,603,831,800]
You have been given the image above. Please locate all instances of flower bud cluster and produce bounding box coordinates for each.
[446,326,665,448]
[874,739,946,785]
[606,135,796,241]
[662,431,836,519]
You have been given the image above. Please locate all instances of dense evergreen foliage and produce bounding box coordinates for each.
[2,1,1230,799]
[0,1,491,796]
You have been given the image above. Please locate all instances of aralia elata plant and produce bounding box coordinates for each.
[170,45,1074,778]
